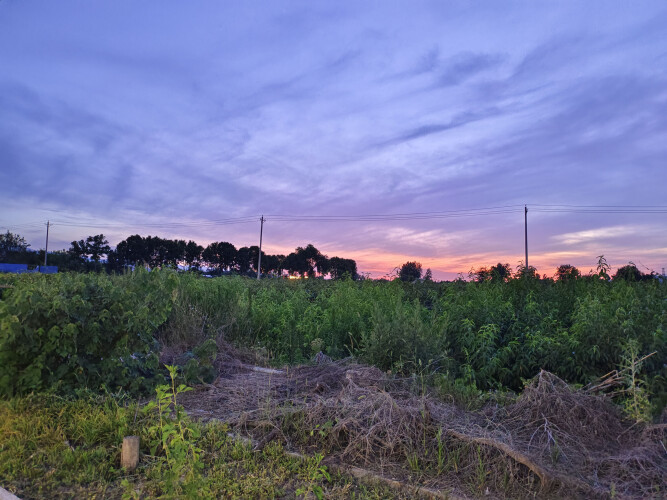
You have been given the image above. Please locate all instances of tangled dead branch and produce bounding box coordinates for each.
[179,355,666,499]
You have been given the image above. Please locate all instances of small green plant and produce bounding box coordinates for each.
[619,340,652,423]
[310,337,324,355]
[405,449,421,473]
[142,365,202,494]
[296,452,330,499]
[310,419,333,439]
[475,446,489,491]
[596,254,611,280]
[435,428,447,474]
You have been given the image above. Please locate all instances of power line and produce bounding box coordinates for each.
[532,204,667,208]
[531,204,667,214]
[2,203,665,235]
[267,205,524,222]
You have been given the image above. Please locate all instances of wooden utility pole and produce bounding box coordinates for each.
[524,205,528,270]
[44,220,50,266]
[257,215,264,280]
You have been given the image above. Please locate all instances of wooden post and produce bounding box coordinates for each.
[121,436,140,471]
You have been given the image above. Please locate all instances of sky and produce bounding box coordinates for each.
[1,1,666,279]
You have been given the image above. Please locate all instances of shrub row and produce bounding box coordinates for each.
[1,271,665,412]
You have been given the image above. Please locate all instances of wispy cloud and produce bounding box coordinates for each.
[552,226,640,245]
[1,1,666,278]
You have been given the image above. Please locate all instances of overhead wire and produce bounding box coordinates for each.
[2,204,665,234]
[531,204,667,214]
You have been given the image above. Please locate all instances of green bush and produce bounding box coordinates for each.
[2,270,665,414]
[0,269,178,396]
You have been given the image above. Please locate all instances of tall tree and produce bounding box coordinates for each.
[283,244,327,278]
[489,263,512,282]
[203,241,237,272]
[555,264,580,281]
[399,261,422,282]
[0,231,30,256]
[300,244,328,277]
[86,234,111,263]
[0,231,31,263]
[613,263,646,282]
[184,240,204,269]
[235,245,266,274]
[114,234,148,267]
[328,256,357,280]
[69,234,110,264]
[162,239,186,268]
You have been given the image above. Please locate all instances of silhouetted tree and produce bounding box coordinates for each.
[399,261,422,282]
[516,264,539,280]
[299,244,328,277]
[0,231,30,261]
[161,239,186,268]
[112,234,147,268]
[235,245,264,274]
[328,256,358,280]
[184,240,203,269]
[555,264,580,281]
[88,235,111,263]
[203,241,237,272]
[473,266,491,282]
[282,244,327,278]
[261,254,284,275]
[69,234,110,268]
[283,251,306,277]
[613,263,645,282]
[489,263,512,282]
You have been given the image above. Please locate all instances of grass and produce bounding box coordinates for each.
[0,393,404,499]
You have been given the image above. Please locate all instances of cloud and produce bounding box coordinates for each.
[373,106,503,148]
[437,52,505,86]
[552,226,640,245]
[1,2,666,279]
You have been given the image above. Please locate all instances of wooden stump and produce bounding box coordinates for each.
[121,436,140,471]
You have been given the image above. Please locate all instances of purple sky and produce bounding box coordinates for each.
[1,1,666,279]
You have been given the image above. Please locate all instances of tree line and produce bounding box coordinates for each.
[1,230,659,282]
[0,231,358,279]
[394,256,659,283]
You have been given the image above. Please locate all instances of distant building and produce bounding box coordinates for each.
[0,263,29,273]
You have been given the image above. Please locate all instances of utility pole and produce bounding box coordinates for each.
[44,220,50,266]
[257,215,264,280]
[524,205,528,270]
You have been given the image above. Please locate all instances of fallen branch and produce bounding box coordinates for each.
[225,429,466,499]
[251,366,284,375]
[446,429,551,489]
[584,352,657,393]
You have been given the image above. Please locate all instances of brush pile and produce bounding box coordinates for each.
[179,353,666,499]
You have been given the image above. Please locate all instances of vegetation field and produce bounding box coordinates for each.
[0,270,665,498]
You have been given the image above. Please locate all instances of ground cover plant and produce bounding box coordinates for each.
[0,390,402,499]
[0,268,665,498]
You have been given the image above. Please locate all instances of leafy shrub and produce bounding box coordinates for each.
[0,269,178,396]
